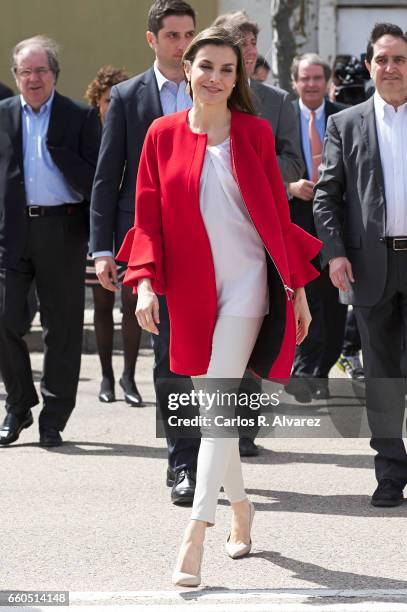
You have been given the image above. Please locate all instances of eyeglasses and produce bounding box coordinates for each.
[16,67,53,79]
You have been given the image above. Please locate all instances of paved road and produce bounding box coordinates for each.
[0,350,406,611]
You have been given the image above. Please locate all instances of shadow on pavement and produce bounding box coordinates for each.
[0,441,168,458]
[243,448,373,470]
[173,552,407,605]
[250,551,407,603]
[217,489,407,518]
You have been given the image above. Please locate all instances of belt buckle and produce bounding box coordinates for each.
[28,206,41,218]
[393,238,407,251]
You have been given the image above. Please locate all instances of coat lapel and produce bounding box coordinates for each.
[250,80,265,116]
[292,100,308,178]
[138,67,163,128]
[46,90,66,146]
[6,96,24,173]
[360,97,386,201]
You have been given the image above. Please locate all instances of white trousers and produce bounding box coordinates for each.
[190,315,263,525]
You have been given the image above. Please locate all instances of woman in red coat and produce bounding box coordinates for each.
[117,26,321,587]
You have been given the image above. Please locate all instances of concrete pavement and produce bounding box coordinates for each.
[0,350,407,610]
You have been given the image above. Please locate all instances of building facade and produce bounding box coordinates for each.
[1,1,406,100]
[220,0,407,90]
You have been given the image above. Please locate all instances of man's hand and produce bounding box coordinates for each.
[95,256,118,292]
[329,257,355,292]
[287,179,315,201]
[293,287,312,344]
[136,279,160,335]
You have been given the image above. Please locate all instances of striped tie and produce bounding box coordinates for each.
[309,110,322,183]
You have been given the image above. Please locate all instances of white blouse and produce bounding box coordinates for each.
[199,138,269,317]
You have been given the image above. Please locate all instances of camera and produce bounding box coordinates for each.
[333,54,373,105]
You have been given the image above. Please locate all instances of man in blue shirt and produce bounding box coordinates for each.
[0,35,100,447]
[287,53,347,402]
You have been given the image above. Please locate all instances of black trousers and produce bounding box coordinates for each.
[0,211,87,430]
[354,249,407,486]
[151,295,200,473]
[292,267,347,378]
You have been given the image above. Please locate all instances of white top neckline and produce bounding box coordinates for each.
[207,137,230,149]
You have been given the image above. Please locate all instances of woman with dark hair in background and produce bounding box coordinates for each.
[85,66,144,406]
[118,27,320,586]
[253,55,270,82]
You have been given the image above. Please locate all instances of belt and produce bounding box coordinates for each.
[384,237,407,251]
[26,204,83,218]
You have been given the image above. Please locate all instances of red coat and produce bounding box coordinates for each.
[117,110,321,379]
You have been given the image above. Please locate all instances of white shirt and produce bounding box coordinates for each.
[199,138,269,317]
[21,91,82,206]
[373,91,407,236]
[153,62,191,114]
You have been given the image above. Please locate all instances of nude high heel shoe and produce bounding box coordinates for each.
[172,544,204,587]
[225,501,255,559]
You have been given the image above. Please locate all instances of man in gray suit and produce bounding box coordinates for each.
[213,10,304,184]
[313,23,407,507]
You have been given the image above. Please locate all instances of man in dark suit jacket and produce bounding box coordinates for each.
[90,0,198,505]
[286,53,347,402]
[314,23,407,507]
[0,35,100,448]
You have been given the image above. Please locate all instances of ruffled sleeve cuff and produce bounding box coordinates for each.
[284,223,322,289]
[116,226,166,294]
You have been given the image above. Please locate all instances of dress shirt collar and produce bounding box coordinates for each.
[153,61,185,92]
[299,98,325,120]
[20,88,55,115]
[374,90,407,119]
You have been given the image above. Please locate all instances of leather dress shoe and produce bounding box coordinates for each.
[98,378,115,403]
[371,479,404,507]
[39,427,63,448]
[239,438,259,457]
[0,411,33,446]
[119,378,144,407]
[171,469,196,506]
[285,378,312,403]
[167,466,176,487]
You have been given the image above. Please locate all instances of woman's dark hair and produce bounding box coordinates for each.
[147,0,196,36]
[182,26,256,115]
[366,22,407,63]
[255,55,270,73]
[85,65,129,108]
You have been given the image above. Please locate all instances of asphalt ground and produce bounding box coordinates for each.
[0,350,406,611]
